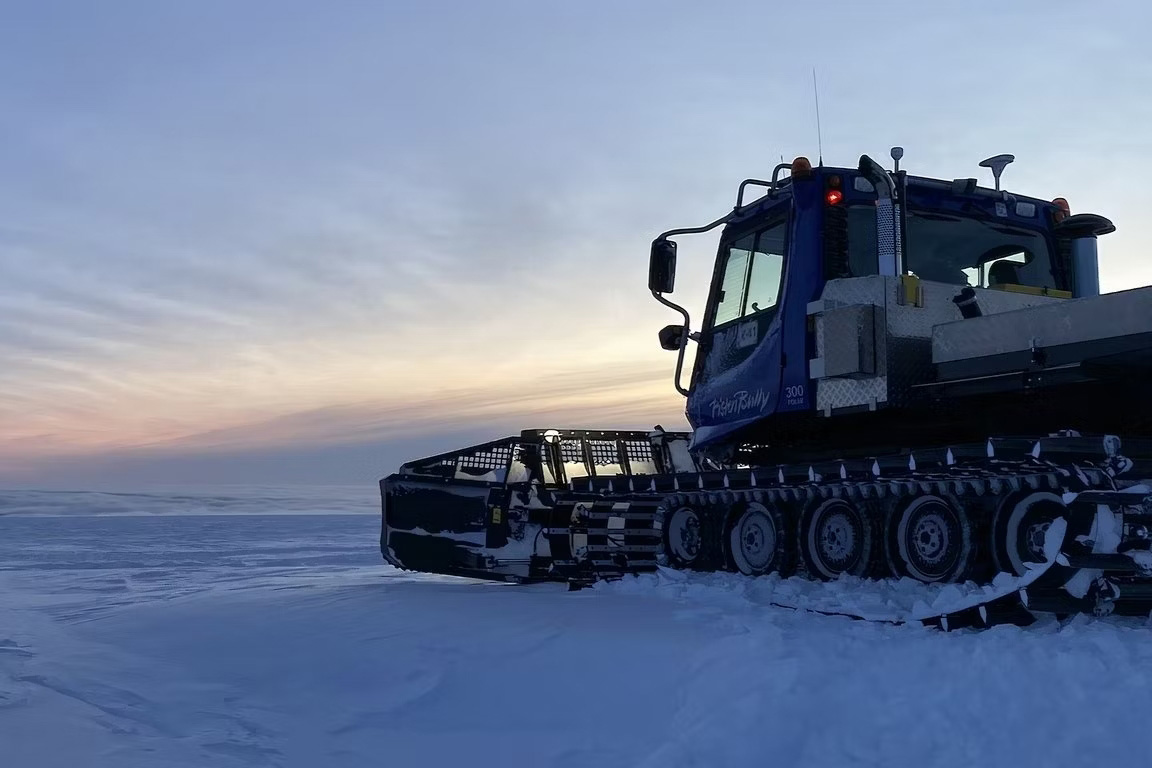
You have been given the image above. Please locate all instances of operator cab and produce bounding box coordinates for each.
[694,158,1077,376]
[649,151,1115,454]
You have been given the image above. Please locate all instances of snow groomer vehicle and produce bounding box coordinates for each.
[383,149,1152,629]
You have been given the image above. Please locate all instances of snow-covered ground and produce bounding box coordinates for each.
[0,485,379,517]
[3,488,1152,768]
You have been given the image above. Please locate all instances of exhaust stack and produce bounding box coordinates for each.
[1056,214,1116,297]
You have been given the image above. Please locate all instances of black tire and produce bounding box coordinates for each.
[886,494,975,583]
[725,502,793,577]
[663,505,704,569]
[991,490,1065,576]
[799,497,878,580]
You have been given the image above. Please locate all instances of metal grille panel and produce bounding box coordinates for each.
[457,443,514,471]
[585,440,623,477]
[622,439,659,475]
[559,439,584,464]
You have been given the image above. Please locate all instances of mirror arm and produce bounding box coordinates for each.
[652,290,692,397]
[651,211,734,399]
[655,211,736,243]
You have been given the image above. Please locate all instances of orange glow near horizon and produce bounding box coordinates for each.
[0,329,691,462]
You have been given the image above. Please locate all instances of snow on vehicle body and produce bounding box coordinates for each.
[383,151,1152,628]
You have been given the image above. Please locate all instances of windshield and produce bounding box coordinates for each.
[904,210,1064,291]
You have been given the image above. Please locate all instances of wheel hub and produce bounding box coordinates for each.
[736,511,775,571]
[898,496,967,583]
[912,513,949,564]
[668,508,701,563]
[819,512,856,564]
[1001,492,1065,575]
[1025,520,1051,559]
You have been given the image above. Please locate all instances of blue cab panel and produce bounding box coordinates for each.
[687,172,825,450]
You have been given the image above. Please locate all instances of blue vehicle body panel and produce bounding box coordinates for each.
[776,179,824,414]
[687,177,825,450]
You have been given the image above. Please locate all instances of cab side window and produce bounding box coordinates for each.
[714,235,754,326]
[746,225,785,314]
[712,220,787,327]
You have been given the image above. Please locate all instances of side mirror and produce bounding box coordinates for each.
[648,239,677,294]
[658,324,685,351]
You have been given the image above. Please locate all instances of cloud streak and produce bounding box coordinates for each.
[2,1,1151,488]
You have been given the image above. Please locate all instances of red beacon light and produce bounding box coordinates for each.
[791,156,813,179]
[1052,197,1071,222]
[825,174,842,204]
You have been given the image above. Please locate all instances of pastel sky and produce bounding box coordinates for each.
[3,0,1151,489]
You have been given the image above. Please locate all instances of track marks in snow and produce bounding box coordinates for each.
[9,663,286,766]
[329,667,446,735]
[201,741,281,764]
[0,638,33,656]
[199,712,284,768]
[16,673,181,738]
[637,631,804,768]
[0,671,30,710]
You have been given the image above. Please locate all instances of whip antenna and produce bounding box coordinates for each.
[812,68,824,167]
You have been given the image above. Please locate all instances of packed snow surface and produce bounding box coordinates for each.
[0,485,378,517]
[3,488,1152,767]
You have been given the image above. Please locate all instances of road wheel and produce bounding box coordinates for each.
[888,494,975,583]
[800,498,877,580]
[991,491,1065,576]
[726,502,791,577]
[664,505,703,569]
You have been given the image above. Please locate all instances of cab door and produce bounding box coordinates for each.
[687,205,790,435]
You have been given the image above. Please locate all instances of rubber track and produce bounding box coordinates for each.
[560,454,1129,631]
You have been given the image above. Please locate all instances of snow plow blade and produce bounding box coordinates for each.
[381,429,697,583]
